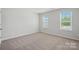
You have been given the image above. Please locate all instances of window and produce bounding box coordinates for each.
[43,16,48,28]
[60,11,72,30]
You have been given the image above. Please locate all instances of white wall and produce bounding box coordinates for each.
[2,8,39,40]
[39,8,79,40]
[0,8,1,44]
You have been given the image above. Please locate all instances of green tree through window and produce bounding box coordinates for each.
[60,12,72,30]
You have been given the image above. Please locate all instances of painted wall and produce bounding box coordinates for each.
[2,8,39,40]
[0,8,1,44]
[39,8,79,40]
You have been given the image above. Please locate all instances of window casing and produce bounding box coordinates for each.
[43,16,48,28]
[60,12,72,31]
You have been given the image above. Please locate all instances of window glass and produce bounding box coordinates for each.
[43,16,48,28]
[60,12,72,30]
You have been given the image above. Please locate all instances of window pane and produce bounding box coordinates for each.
[60,11,72,30]
[61,22,71,26]
[43,16,48,28]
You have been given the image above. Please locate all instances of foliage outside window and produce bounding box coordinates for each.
[60,12,72,30]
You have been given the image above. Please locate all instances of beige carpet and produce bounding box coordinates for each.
[0,32,79,50]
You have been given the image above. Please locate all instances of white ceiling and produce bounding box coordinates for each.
[30,8,58,13]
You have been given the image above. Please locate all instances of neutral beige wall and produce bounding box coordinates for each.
[39,8,79,40]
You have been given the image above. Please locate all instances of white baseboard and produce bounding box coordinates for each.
[42,32,79,40]
[54,34,79,40]
[2,32,79,41]
[2,32,38,41]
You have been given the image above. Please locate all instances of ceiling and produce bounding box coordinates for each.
[30,8,58,13]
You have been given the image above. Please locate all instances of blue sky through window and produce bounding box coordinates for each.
[61,12,71,17]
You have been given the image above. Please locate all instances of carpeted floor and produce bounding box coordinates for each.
[0,32,79,50]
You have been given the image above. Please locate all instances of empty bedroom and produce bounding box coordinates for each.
[0,8,79,50]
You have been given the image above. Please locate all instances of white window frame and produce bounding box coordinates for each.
[42,16,48,28]
[60,11,72,31]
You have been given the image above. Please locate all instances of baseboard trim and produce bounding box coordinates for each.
[42,32,79,41]
[2,32,39,41]
[2,32,79,41]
